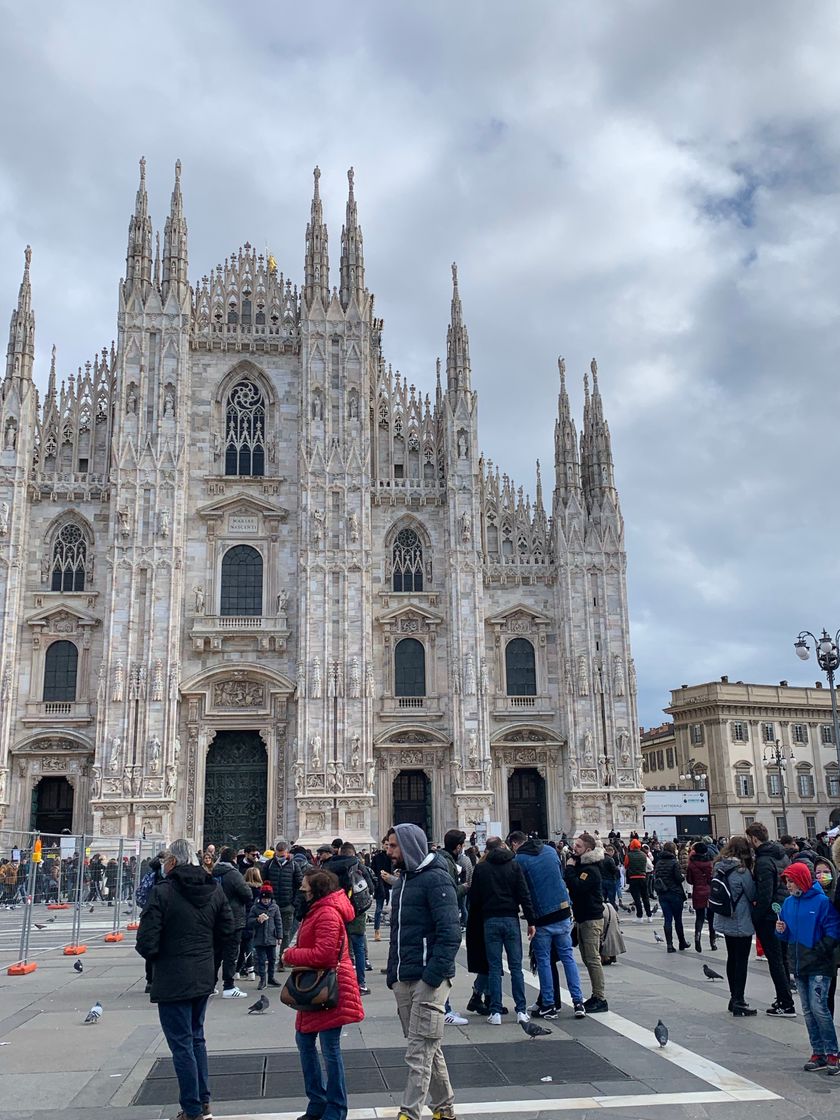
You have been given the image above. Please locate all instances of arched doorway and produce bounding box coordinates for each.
[393,770,432,836]
[31,777,74,835]
[508,767,547,838]
[203,730,267,849]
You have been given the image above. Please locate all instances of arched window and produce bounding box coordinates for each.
[393,528,423,592]
[51,523,87,592]
[224,381,265,477]
[220,545,263,616]
[43,640,78,701]
[506,638,537,696]
[395,638,426,697]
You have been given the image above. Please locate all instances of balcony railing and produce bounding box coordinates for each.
[492,694,553,717]
[190,613,290,652]
[23,700,93,724]
[380,696,442,718]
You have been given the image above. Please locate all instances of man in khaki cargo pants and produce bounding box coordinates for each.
[385,823,461,1120]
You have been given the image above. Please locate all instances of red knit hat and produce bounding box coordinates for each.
[259,883,273,894]
[782,862,813,892]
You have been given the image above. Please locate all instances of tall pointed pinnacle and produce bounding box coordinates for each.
[554,356,581,498]
[304,166,330,309]
[339,166,365,310]
[5,245,35,382]
[125,156,152,296]
[162,159,189,302]
[581,357,616,506]
[446,262,471,393]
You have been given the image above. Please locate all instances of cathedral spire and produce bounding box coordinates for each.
[303,166,329,309]
[553,356,581,499]
[162,159,189,302]
[339,166,365,310]
[5,245,35,383]
[125,156,152,296]
[581,358,616,505]
[446,262,471,393]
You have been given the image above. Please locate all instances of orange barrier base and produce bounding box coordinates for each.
[47,903,70,910]
[7,961,37,975]
[104,931,124,942]
[63,944,87,956]
[126,921,140,930]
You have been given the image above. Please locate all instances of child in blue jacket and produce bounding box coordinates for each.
[776,861,840,1073]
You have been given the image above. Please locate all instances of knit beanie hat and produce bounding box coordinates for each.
[782,862,813,893]
[259,883,274,895]
[629,838,642,850]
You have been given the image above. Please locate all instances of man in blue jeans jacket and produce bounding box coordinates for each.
[511,832,587,1019]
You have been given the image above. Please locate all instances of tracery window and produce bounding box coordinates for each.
[224,381,265,477]
[393,528,423,592]
[43,640,78,702]
[220,545,263,616]
[51,523,87,592]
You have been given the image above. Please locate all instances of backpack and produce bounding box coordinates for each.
[134,869,157,909]
[707,865,736,917]
[348,866,372,915]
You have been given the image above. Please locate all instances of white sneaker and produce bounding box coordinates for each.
[635,916,643,923]
[444,1011,469,1025]
[233,972,241,980]
[222,987,247,998]
[517,1011,531,1024]
[487,1012,502,1025]
[646,915,654,923]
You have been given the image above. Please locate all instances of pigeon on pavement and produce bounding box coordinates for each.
[520,1020,552,1039]
[654,1019,668,1047]
[34,922,47,930]
[83,1002,102,1024]
[88,906,95,913]
[247,994,269,1014]
[653,931,665,943]
[73,959,83,974]
[703,964,724,981]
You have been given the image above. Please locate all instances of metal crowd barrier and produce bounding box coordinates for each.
[0,829,158,974]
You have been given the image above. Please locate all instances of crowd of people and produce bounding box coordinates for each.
[118,820,840,1120]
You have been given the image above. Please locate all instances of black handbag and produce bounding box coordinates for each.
[280,929,345,1012]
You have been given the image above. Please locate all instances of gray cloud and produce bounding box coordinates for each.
[1,0,838,724]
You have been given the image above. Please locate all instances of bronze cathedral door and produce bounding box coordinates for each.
[203,730,267,849]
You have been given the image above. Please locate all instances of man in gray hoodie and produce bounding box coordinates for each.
[385,823,460,1120]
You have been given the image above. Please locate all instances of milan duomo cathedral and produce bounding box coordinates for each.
[0,160,644,848]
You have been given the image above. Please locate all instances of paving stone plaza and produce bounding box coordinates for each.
[0,904,835,1120]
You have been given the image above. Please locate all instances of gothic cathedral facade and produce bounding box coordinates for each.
[0,161,643,847]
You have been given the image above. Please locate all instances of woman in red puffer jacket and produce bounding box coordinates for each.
[282,869,364,1120]
[686,842,717,952]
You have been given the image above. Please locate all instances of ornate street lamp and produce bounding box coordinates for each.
[679,758,707,788]
[763,738,794,834]
[794,629,840,776]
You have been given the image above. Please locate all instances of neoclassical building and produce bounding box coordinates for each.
[0,161,643,847]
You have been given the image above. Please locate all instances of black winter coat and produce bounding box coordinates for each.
[136,864,234,1003]
[263,855,304,909]
[564,850,605,923]
[752,841,790,924]
[386,852,461,989]
[211,861,253,930]
[653,851,684,896]
[468,847,535,924]
[370,849,392,901]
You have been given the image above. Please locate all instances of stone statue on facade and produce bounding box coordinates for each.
[617,729,630,764]
[165,764,177,799]
[4,422,16,450]
[126,385,138,414]
[366,758,376,791]
[294,761,304,796]
[457,431,468,459]
[108,736,122,774]
[348,512,359,543]
[163,389,175,418]
[158,509,170,538]
[173,737,181,764]
[193,585,205,614]
[0,501,8,536]
[583,730,594,765]
[350,734,361,771]
[479,658,488,695]
[450,759,463,791]
[310,734,322,770]
[0,767,7,803]
[460,512,472,544]
[117,508,130,537]
[122,767,133,799]
[467,731,479,770]
[276,588,288,614]
[148,735,161,774]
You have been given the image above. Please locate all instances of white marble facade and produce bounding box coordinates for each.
[0,162,643,847]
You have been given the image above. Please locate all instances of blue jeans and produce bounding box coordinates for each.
[295,1026,347,1120]
[484,916,527,1014]
[796,974,839,1056]
[349,931,366,986]
[373,896,386,930]
[157,996,210,1118]
[532,919,584,1005]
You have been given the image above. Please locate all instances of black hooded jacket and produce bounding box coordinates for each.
[136,864,234,1002]
[469,847,535,924]
[752,840,790,924]
[211,861,253,930]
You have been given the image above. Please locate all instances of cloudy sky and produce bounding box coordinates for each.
[1,2,838,727]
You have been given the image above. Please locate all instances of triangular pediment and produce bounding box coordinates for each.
[196,492,290,520]
[25,604,100,630]
[485,602,552,627]
[379,602,444,625]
